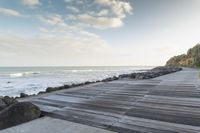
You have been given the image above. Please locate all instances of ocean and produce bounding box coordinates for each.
[0,66,153,97]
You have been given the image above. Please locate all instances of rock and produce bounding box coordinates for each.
[102,77,113,82]
[45,81,97,93]
[84,81,91,85]
[38,91,46,95]
[0,99,7,111]
[2,96,18,106]
[15,96,20,99]
[70,83,76,87]
[0,102,41,130]
[113,76,119,80]
[135,74,146,79]
[20,93,29,98]
[57,86,65,90]
[63,84,70,88]
[45,87,53,92]
[32,66,183,96]
[118,66,182,80]
[45,87,60,92]
[130,73,136,78]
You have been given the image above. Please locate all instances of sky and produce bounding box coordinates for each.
[0,0,200,66]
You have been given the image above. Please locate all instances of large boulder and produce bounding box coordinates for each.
[0,102,41,130]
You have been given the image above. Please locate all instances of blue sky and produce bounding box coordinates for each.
[0,0,200,66]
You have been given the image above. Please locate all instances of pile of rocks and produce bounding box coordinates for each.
[107,66,182,80]
[0,96,41,130]
[123,66,182,80]
[18,66,182,97]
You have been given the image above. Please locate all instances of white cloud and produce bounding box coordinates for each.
[38,14,66,26]
[39,12,122,30]
[97,9,109,16]
[95,0,111,5]
[0,30,112,66]
[21,0,40,6]
[77,14,123,29]
[95,0,133,18]
[66,6,79,13]
[64,0,83,4]
[111,1,132,18]
[65,0,133,29]
[0,7,22,17]
[66,14,76,20]
[0,0,134,66]
[123,2,133,13]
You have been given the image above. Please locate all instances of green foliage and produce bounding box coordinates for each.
[166,44,200,67]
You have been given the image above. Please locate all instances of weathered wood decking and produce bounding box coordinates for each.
[26,68,200,133]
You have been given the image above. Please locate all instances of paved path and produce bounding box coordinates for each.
[4,68,200,133]
[1,117,115,133]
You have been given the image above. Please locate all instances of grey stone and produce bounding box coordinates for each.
[20,93,29,98]
[0,102,41,130]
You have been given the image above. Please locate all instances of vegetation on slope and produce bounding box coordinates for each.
[166,44,200,67]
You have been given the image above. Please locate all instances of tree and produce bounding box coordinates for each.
[166,44,200,67]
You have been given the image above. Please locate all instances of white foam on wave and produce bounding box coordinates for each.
[9,71,40,78]
[71,69,93,73]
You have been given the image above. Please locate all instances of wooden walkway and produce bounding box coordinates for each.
[26,68,200,133]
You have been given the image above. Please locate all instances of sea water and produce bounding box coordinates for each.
[0,66,153,97]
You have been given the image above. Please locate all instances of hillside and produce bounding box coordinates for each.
[166,44,200,67]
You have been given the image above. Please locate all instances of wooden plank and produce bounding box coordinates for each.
[32,98,128,115]
[46,108,120,129]
[56,93,93,99]
[95,94,142,102]
[148,90,200,98]
[36,95,136,110]
[41,94,88,103]
[109,116,200,133]
[125,105,200,126]
[136,101,200,113]
[140,95,200,107]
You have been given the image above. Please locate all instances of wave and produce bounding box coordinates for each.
[71,69,93,73]
[9,71,40,78]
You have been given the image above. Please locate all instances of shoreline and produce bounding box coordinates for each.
[17,66,182,99]
[1,66,150,97]
[0,66,182,130]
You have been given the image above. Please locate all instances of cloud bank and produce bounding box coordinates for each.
[20,0,40,6]
[0,7,22,17]
[65,0,133,29]
[0,0,135,66]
